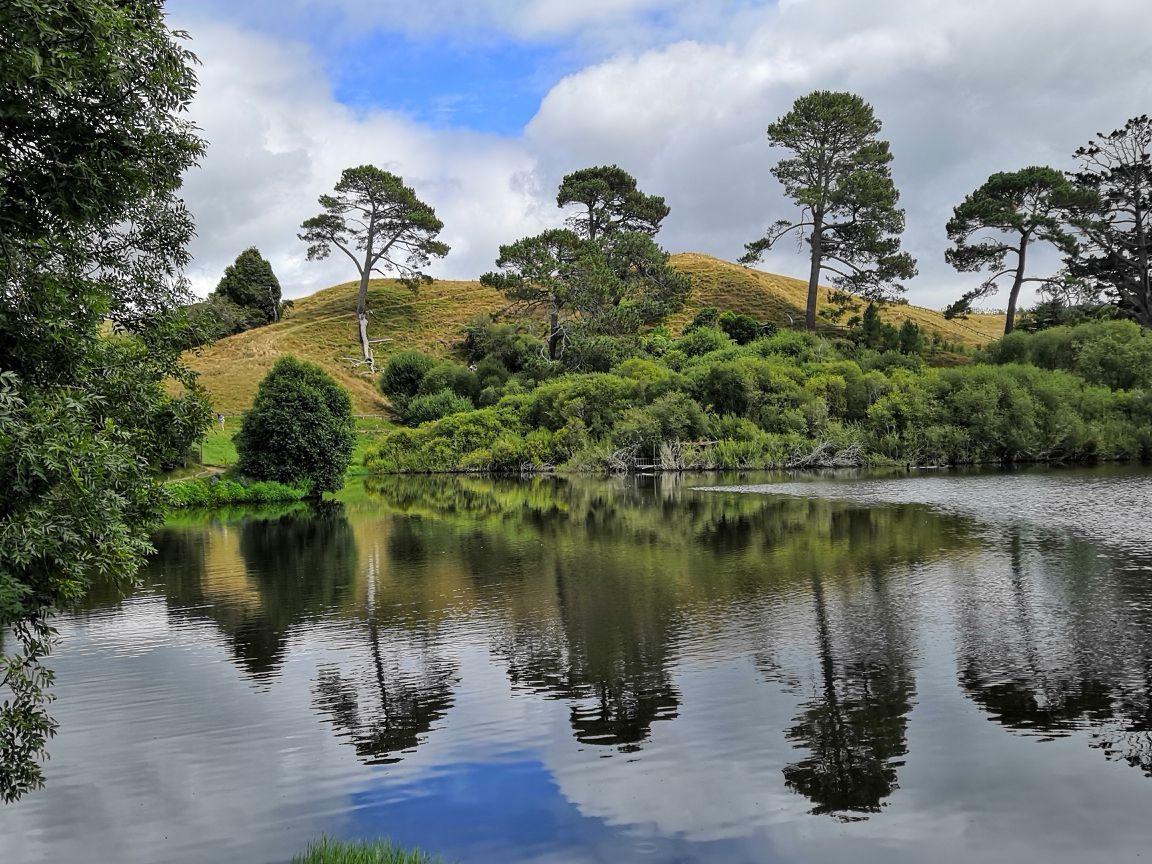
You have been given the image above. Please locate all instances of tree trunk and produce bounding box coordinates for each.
[357,251,374,371]
[805,213,825,331]
[547,298,560,361]
[1004,236,1028,335]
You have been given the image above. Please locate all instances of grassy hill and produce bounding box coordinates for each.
[185,253,1005,413]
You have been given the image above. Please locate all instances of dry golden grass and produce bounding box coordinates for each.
[669,253,1006,344]
[184,277,506,412]
[186,253,1005,412]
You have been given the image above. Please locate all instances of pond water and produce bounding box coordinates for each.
[3,466,1152,863]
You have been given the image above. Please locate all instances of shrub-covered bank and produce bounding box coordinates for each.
[364,321,1152,474]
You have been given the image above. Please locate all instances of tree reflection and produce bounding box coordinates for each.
[149,502,358,678]
[781,568,916,819]
[312,617,457,764]
[955,529,1152,777]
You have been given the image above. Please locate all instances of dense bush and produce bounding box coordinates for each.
[380,351,437,403]
[985,321,1152,390]
[402,388,474,425]
[363,315,1152,474]
[235,357,355,494]
[418,361,480,401]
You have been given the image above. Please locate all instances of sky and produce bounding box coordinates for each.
[168,0,1152,310]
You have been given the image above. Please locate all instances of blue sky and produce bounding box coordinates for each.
[167,0,698,135]
[328,34,576,134]
[170,0,1152,306]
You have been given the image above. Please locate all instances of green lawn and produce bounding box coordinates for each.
[192,417,391,473]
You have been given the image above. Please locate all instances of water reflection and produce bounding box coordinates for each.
[312,616,458,764]
[8,469,1152,864]
[782,570,915,820]
[152,503,358,678]
[955,525,1152,778]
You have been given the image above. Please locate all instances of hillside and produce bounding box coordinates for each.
[186,253,1006,413]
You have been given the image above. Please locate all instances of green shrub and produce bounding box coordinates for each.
[379,351,436,402]
[363,319,1152,474]
[418,361,480,401]
[165,477,307,508]
[612,392,708,449]
[676,327,732,357]
[524,374,641,436]
[234,357,355,495]
[718,310,763,345]
[690,361,757,416]
[402,389,474,425]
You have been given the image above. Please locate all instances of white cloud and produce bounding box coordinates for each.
[176,0,1152,309]
[178,23,549,298]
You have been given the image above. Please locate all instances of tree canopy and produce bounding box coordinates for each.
[299,166,449,371]
[1068,116,1152,327]
[481,166,688,360]
[216,247,284,324]
[741,90,916,330]
[943,166,1095,333]
[557,165,670,240]
[235,357,355,496]
[0,0,211,801]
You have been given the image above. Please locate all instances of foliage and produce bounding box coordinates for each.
[299,165,449,369]
[481,166,689,360]
[235,357,355,495]
[741,90,917,329]
[214,247,284,325]
[165,477,307,508]
[0,0,211,801]
[556,164,670,240]
[401,389,474,425]
[293,837,438,864]
[943,166,1095,333]
[379,351,437,404]
[718,310,767,344]
[1068,116,1152,327]
[365,319,1150,474]
[983,321,1152,390]
[185,294,269,343]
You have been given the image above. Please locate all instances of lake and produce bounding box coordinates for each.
[3,466,1152,863]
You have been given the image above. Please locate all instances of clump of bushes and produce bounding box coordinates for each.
[984,320,1152,391]
[165,477,306,508]
[234,356,355,495]
[361,307,1152,475]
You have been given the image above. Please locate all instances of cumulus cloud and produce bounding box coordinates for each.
[177,23,549,297]
[175,0,1152,308]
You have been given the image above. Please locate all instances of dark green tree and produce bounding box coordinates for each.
[0,0,211,801]
[482,167,688,358]
[235,357,355,496]
[896,320,923,355]
[556,164,670,240]
[1068,116,1152,327]
[299,166,449,371]
[481,229,593,360]
[741,91,916,330]
[216,247,283,324]
[943,167,1094,333]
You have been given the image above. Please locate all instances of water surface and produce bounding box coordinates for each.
[3,467,1152,863]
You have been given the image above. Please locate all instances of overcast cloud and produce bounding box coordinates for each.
[172,0,1152,309]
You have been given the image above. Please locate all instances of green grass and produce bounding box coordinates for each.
[185,252,1005,414]
[192,417,390,472]
[292,837,438,864]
